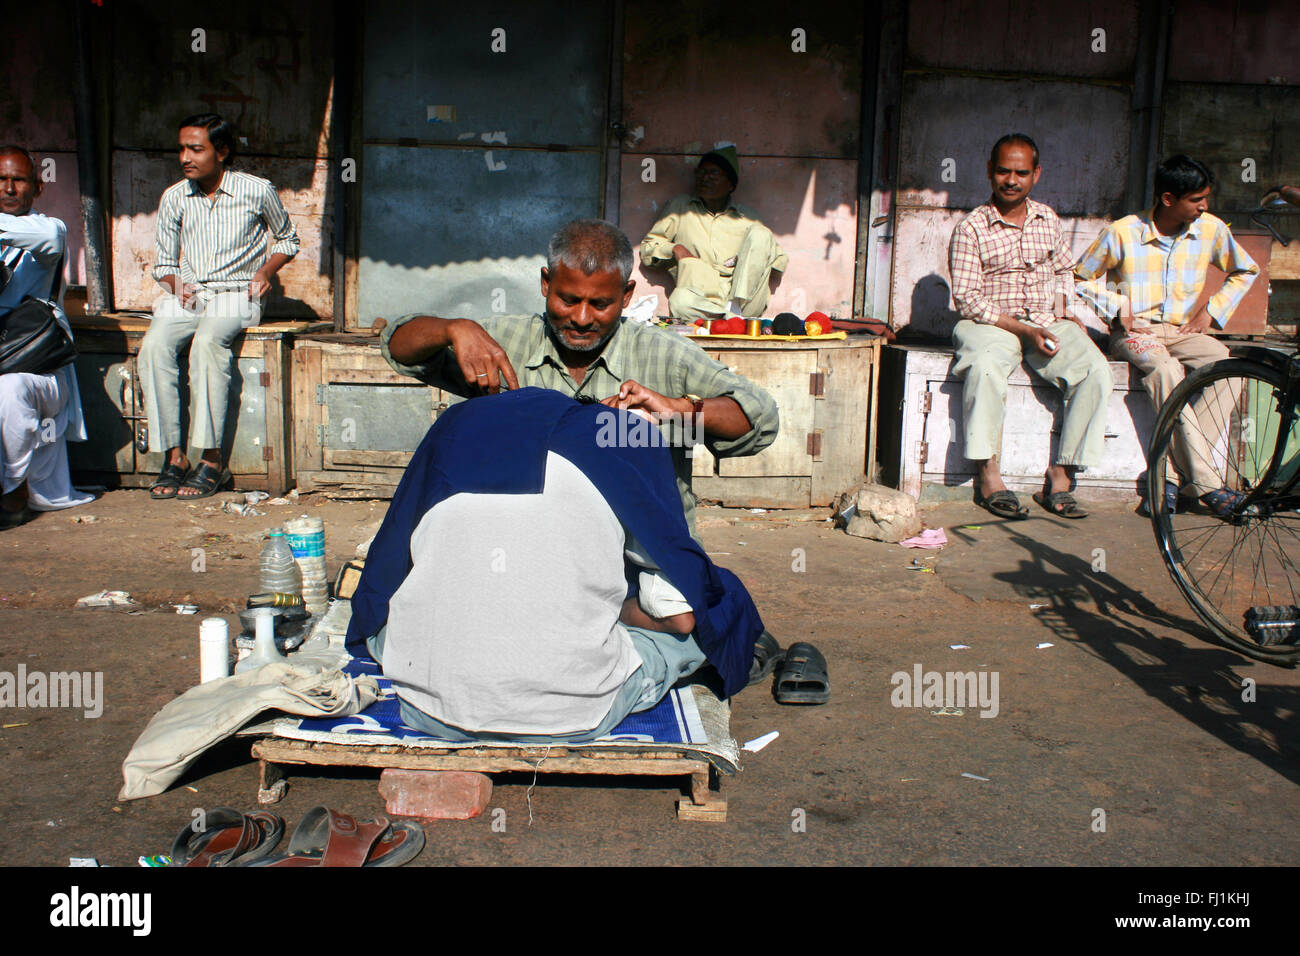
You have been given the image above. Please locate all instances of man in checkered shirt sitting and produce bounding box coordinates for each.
[947,133,1113,520]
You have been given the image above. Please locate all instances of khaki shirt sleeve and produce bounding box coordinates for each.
[640,196,690,266]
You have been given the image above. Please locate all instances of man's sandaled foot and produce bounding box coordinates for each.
[1198,487,1246,519]
[177,461,231,499]
[1033,490,1089,519]
[149,460,189,500]
[975,488,1029,520]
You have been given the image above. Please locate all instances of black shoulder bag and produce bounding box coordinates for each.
[0,248,77,376]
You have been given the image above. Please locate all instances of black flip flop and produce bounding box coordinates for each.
[774,642,830,705]
[177,461,231,500]
[748,630,785,686]
[1033,490,1089,519]
[148,460,189,500]
[975,488,1029,520]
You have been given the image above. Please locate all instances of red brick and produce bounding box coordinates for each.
[378,769,493,820]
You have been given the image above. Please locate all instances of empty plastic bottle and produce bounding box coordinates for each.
[259,529,302,598]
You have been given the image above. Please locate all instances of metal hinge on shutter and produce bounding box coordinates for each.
[316,424,326,445]
[259,371,271,387]
[919,390,932,414]
[316,384,327,404]
[917,441,929,465]
[809,371,826,396]
[807,431,823,459]
[263,447,274,461]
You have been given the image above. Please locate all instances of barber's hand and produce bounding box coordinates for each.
[1022,324,1060,357]
[447,319,519,393]
[1178,307,1213,335]
[672,244,696,262]
[248,271,271,300]
[600,380,689,421]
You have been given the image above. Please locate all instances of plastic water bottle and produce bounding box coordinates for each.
[259,529,302,598]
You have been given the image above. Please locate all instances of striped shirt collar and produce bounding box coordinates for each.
[1138,206,1203,245]
[183,169,235,199]
[523,313,630,381]
[979,196,1051,229]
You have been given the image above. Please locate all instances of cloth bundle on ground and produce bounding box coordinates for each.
[119,657,379,800]
[348,387,765,734]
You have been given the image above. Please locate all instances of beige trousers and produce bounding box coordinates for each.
[138,290,261,453]
[667,223,782,319]
[951,319,1114,468]
[1110,323,1235,497]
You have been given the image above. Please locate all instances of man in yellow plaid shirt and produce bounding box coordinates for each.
[1074,155,1259,516]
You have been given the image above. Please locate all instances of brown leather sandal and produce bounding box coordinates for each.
[244,807,426,867]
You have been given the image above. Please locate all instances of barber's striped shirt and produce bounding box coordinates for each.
[152,169,299,287]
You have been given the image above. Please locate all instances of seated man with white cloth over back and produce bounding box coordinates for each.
[0,145,93,528]
[347,386,764,743]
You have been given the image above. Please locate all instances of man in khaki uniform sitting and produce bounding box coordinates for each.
[639,145,787,320]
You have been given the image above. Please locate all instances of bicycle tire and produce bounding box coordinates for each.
[1147,358,1300,666]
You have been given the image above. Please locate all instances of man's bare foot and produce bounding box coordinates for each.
[976,458,1007,497]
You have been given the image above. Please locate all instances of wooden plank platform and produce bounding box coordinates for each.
[250,737,727,822]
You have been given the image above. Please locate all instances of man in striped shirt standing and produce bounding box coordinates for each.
[140,114,299,499]
[1074,155,1259,517]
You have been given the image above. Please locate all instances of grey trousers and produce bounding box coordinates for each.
[951,319,1114,468]
[138,290,261,452]
[366,624,707,743]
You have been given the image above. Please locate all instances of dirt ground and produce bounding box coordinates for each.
[0,487,1297,867]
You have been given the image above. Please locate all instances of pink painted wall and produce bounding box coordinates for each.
[618,0,863,318]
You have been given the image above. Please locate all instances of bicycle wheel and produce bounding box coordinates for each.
[1147,358,1300,665]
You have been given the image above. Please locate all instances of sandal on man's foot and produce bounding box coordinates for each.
[1136,481,1180,518]
[748,630,785,686]
[1033,490,1089,519]
[974,488,1029,520]
[774,642,830,705]
[177,461,231,500]
[1198,487,1246,519]
[148,461,189,500]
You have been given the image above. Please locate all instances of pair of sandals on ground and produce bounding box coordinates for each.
[171,805,425,867]
[974,476,1247,521]
[750,631,830,705]
[148,458,231,500]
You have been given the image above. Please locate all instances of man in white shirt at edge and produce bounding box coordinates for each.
[0,145,94,529]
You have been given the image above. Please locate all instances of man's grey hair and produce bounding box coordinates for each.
[546,219,635,283]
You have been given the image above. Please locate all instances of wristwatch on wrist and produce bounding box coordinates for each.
[684,393,705,428]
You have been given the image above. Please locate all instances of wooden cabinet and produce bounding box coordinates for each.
[689,337,882,509]
[291,334,454,497]
[878,344,1154,501]
[67,315,327,496]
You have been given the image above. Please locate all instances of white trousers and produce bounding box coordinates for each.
[0,368,94,509]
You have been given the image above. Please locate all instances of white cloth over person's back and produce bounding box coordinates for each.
[380,451,644,735]
[0,211,92,509]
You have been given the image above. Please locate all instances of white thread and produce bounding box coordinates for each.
[525,745,552,826]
